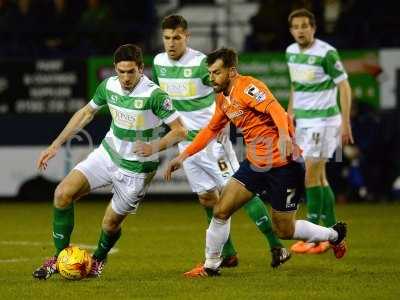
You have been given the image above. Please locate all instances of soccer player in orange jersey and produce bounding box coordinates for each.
[165,48,347,277]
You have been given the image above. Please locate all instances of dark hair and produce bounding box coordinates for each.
[206,47,238,68]
[288,8,316,28]
[113,44,143,66]
[162,14,188,30]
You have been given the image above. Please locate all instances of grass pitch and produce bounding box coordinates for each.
[1,199,399,299]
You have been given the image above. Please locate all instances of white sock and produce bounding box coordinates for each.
[204,217,230,269]
[293,220,338,243]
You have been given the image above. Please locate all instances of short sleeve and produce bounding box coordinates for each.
[324,50,348,84]
[239,78,278,113]
[150,88,179,124]
[90,79,108,109]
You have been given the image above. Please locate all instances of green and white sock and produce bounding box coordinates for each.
[53,204,74,256]
[243,196,283,249]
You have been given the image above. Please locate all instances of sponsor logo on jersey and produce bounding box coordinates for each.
[159,81,197,97]
[110,106,136,128]
[226,109,244,120]
[245,84,266,103]
[183,68,192,77]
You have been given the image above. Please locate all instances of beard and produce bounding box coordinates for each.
[212,81,229,94]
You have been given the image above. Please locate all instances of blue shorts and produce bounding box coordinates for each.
[232,160,305,212]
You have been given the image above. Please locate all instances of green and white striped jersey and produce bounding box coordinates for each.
[89,75,179,173]
[286,39,347,127]
[152,48,214,141]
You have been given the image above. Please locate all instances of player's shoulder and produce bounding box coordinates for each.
[313,39,337,56]
[286,42,299,53]
[153,52,169,65]
[181,48,207,66]
[236,75,267,92]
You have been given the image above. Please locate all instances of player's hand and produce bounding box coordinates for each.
[37,144,59,171]
[134,141,156,157]
[164,156,184,181]
[341,121,354,145]
[278,135,293,159]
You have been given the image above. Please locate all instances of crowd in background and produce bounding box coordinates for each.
[1,0,400,58]
[1,0,400,202]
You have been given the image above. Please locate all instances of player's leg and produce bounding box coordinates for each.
[320,126,341,228]
[89,203,126,277]
[291,127,326,253]
[207,139,285,261]
[182,149,238,267]
[198,190,238,267]
[185,178,254,277]
[321,166,337,227]
[90,169,155,277]
[33,146,113,279]
[269,161,347,259]
[52,170,91,255]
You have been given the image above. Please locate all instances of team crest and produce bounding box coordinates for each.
[308,56,316,64]
[160,67,167,75]
[244,84,266,103]
[163,97,173,111]
[134,99,144,109]
[289,55,295,62]
[183,68,192,77]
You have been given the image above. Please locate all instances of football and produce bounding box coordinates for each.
[57,246,92,280]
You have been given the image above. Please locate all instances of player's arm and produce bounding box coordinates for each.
[164,100,228,180]
[134,116,187,156]
[325,49,354,145]
[36,104,98,170]
[338,79,353,145]
[287,85,294,118]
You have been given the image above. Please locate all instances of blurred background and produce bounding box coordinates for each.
[1,0,399,202]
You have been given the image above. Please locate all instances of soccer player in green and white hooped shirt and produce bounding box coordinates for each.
[152,15,290,269]
[33,44,187,279]
[286,9,353,255]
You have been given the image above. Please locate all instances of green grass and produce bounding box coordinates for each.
[1,200,399,299]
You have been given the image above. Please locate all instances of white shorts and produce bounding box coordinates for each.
[179,139,239,194]
[74,145,155,215]
[296,126,341,159]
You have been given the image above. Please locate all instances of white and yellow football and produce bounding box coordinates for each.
[57,246,92,280]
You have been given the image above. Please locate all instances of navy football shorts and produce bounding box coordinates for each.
[232,160,305,212]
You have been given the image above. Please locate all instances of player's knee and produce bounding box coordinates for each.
[213,206,231,220]
[102,219,121,235]
[54,184,74,208]
[198,190,218,208]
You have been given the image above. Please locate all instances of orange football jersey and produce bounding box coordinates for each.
[210,75,294,168]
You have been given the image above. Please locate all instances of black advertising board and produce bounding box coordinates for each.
[0,59,86,114]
